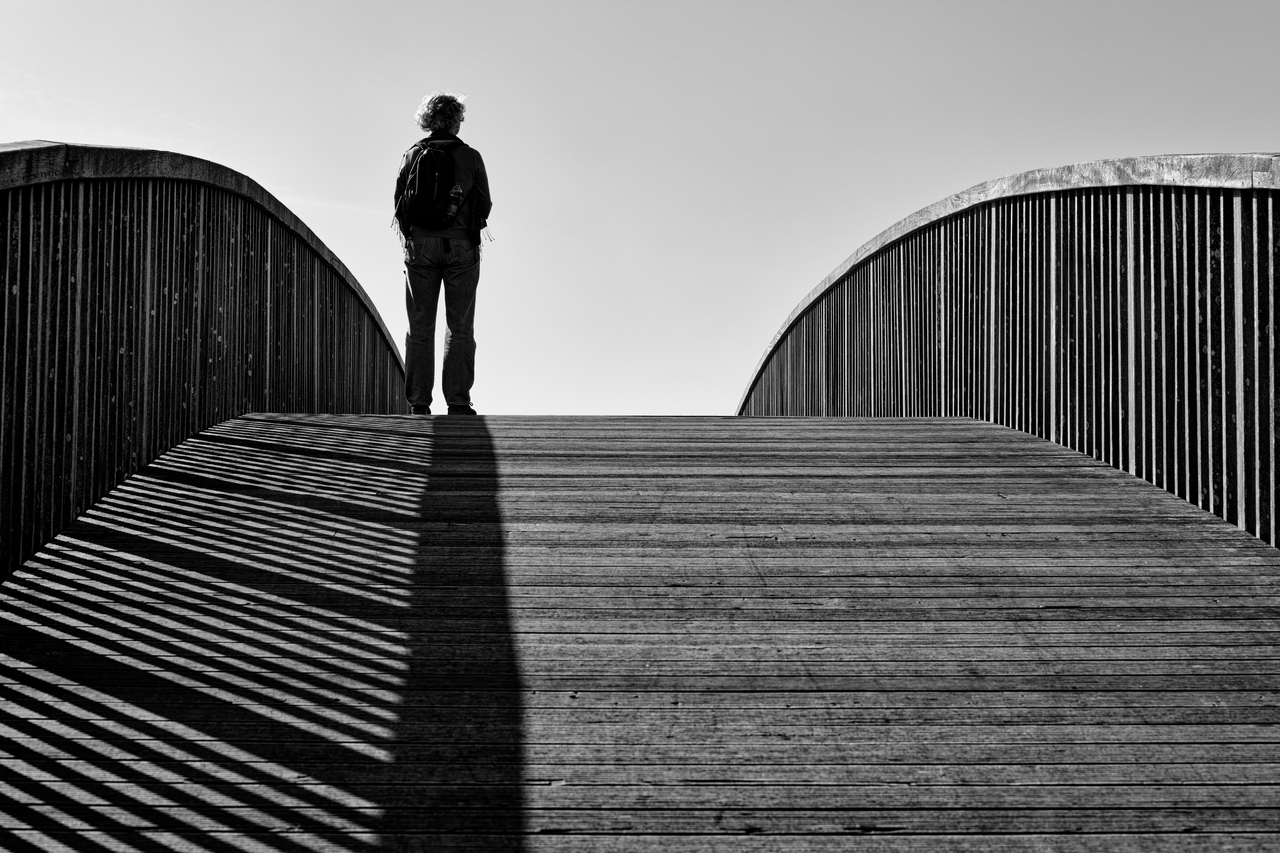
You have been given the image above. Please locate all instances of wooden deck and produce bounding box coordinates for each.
[2,415,1278,851]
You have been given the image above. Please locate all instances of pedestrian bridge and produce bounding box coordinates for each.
[2,143,1278,850]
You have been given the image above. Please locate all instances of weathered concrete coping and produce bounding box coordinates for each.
[0,140,401,369]
[740,153,1280,414]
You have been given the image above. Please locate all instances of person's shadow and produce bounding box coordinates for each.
[376,416,525,851]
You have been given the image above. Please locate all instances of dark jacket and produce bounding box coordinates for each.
[394,131,492,244]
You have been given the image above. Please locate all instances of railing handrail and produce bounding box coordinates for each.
[740,152,1280,414]
[0,139,402,370]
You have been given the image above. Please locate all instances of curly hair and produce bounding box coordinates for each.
[414,92,466,132]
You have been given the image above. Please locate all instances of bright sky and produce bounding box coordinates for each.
[4,0,1278,414]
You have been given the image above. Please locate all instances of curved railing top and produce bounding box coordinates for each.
[0,139,401,368]
[742,152,1280,413]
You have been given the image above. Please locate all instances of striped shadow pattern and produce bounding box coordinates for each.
[2,415,1279,850]
[1,142,408,580]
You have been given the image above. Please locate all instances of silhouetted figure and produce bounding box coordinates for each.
[395,92,493,417]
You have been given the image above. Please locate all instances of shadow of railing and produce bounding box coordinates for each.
[0,141,408,583]
[0,414,522,851]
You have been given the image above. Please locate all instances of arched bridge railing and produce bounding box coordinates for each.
[1,141,408,579]
[739,154,1279,548]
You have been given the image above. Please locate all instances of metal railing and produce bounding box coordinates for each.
[739,154,1280,547]
[1,141,408,579]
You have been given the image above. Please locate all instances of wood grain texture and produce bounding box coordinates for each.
[1,415,1278,851]
[756,154,1280,367]
[0,147,409,580]
[741,179,1279,552]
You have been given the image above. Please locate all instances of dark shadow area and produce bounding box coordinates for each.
[0,414,522,852]
[375,416,525,850]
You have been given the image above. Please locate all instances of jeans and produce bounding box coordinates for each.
[403,236,480,410]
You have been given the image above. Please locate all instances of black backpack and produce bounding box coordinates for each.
[396,139,464,230]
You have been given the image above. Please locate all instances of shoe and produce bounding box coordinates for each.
[411,405,431,415]
[447,404,478,416]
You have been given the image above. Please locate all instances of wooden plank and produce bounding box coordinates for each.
[2,416,1279,849]
[4,831,1276,853]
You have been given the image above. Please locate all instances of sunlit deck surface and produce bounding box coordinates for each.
[3,414,1279,851]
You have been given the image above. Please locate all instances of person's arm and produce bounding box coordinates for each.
[470,150,492,226]
[394,147,414,207]
[393,146,416,235]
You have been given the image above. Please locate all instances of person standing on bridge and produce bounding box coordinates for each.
[394,92,492,416]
